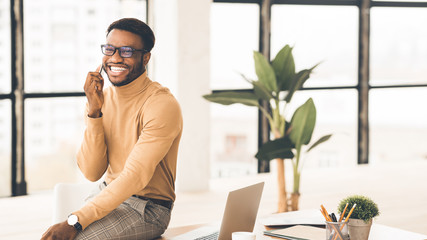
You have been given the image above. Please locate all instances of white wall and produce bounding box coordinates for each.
[150,0,212,191]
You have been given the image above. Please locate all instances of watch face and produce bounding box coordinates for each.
[68,214,78,225]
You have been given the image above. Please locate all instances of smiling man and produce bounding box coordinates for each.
[41,18,183,240]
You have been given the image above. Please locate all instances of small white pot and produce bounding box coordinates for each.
[348,218,373,240]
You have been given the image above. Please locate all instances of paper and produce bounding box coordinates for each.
[264,225,325,240]
[260,209,325,227]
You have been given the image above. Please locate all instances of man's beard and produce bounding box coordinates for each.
[108,62,145,87]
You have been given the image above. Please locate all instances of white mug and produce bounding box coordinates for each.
[232,231,256,240]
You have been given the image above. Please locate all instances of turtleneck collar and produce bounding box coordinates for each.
[112,71,151,98]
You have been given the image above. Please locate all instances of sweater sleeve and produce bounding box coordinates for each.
[76,107,108,182]
[74,92,183,229]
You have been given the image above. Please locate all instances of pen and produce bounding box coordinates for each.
[331,213,337,222]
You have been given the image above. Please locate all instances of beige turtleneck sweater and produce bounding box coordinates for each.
[73,72,183,229]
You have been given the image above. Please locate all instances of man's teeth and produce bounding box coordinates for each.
[110,66,127,72]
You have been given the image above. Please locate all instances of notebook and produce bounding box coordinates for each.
[264,225,325,240]
[171,182,264,240]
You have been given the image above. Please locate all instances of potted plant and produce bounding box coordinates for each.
[203,45,331,212]
[338,195,380,240]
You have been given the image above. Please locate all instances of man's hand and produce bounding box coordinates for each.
[41,221,78,240]
[84,65,105,118]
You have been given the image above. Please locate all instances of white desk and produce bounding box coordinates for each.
[159,210,427,240]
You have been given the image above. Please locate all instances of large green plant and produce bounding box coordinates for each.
[203,45,331,212]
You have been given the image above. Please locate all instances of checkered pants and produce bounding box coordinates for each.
[75,182,172,240]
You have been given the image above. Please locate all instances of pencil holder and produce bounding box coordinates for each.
[326,221,350,240]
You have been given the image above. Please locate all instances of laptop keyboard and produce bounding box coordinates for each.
[194,231,219,240]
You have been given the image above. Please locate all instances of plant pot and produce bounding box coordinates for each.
[348,218,372,240]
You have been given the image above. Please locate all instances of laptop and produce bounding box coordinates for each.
[171,182,264,240]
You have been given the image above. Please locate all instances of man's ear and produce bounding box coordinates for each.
[143,52,151,66]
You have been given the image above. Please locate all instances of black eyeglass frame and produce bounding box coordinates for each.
[100,44,148,58]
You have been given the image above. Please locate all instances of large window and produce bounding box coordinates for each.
[3,0,147,196]
[290,90,358,168]
[0,0,11,197]
[211,3,259,90]
[210,3,260,177]
[0,100,11,197]
[370,7,427,86]
[271,5,358,87]
[212,0,427,173]
[370,88,427,164]
[25,98,86,192]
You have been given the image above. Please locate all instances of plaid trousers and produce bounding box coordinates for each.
[75,182,172,240]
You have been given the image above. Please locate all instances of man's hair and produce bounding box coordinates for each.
[107,18,155,52]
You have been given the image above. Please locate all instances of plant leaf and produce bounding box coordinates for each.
[255,136,295,161]
[284,63,319,103]
[203,91,260,107]
[253,51,277,92]
[289,98,316,148]
[252,81,273,101]
[306,134,332,153]
[272,45,295,92]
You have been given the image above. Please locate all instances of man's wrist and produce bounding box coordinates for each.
[88,110,102,118]
[67,214,83,231]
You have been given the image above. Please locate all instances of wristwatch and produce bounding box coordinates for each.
[67,214,83,231]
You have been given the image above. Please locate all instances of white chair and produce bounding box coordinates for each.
[52,182,98,224]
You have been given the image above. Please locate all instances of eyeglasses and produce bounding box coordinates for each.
[101,44,147,58]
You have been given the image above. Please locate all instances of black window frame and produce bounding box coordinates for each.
[212,0,427,173]
[3,0,148,197]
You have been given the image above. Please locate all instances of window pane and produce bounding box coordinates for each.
[370,88,427,164]
[0,0,11,94]
[211,3,259,90]
[289,90,358,167]
[0,100,11,196]
[210,104,258,178]
[371,8,427,86]
[271,5,358,87]
[25,97,86,192]
[24,0,147,93]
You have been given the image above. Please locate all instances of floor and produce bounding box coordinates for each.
[1,161,427,239]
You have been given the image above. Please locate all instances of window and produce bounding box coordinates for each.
[210,104,258,178]
[370,88,427,164]
[290,90,358,167]
[4,0,147,196]
[23,0,147,93]
[371,7,427,86]
[210,3,260,178]
[211,3,259,90]
[271,5,358,87]
[0,0,10,94]
[0,100,11,197]
[25,98,86,192]
[213,0,427,169]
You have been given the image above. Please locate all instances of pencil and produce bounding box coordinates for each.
[320,208,331,222]
[321,205,331,219]
[333,204,357,240]
[321,206,344,240]
[339,203,349,222]
[344,204,357,223]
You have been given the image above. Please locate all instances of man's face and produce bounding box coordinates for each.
[103,29,150,86]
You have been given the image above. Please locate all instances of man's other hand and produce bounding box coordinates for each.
[41,221,78,240]
[84,65,105,118]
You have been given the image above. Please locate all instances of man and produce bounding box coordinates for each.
[42,18,183,240]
